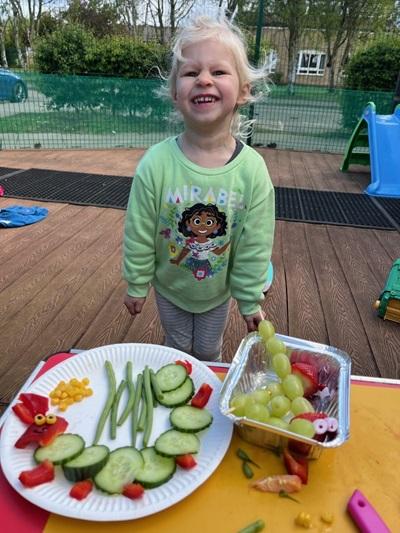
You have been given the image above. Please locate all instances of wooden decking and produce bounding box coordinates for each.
[1,148,399,413]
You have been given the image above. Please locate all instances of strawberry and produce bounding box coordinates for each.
[283,448,308,484]
[293,412,329,442]
[293,412,328,423]
[291,362,320,398]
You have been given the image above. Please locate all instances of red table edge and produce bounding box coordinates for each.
[1,350,399,533]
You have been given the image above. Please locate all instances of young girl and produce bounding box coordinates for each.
[123,15,275,361]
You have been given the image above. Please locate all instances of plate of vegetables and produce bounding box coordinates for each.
[0,343,233,521]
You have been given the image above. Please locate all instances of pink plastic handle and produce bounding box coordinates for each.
[347,490,391,533]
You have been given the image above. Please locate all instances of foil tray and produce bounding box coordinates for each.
[219,332,351,459]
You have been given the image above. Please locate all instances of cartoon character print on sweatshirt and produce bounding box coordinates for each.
[161,203,230,281]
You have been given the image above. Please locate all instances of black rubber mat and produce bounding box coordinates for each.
[1,168,399,229]
[1,168,132,209]
[374,197,400,229]
[0,167,21,178]
[277,187,396,230]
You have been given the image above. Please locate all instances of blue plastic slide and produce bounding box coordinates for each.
[341,102,400,198]
[364,102,400,197]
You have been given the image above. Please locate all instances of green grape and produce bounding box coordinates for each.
[245,402,270,423]
[258,319,276,341]
[272,353,291,379]
[265,335,286,356]
[268,417,289,430]
[268,395,291,418]
[288,418,315,438]
[282,374,304,400]
[230,393,251,416]
[291,397,315,416]
[266,382,284,398]
[249,388,271,405]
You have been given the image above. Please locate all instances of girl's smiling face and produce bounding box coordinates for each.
[174,38,249,131]
[187,210,220,238]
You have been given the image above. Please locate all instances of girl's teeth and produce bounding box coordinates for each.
[194,96,215,103]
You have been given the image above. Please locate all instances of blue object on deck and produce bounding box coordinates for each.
[263,262,274,293]
[363,102,400,198]
[0,205,48,228]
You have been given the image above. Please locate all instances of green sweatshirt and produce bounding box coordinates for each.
[123,137,275,316]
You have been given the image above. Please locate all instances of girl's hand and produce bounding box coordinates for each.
[243,310,265,332]
[124,295,146,317]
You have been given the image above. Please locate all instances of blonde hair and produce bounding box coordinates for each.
[166,15,270,139]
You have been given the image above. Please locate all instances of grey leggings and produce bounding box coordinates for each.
[155,291,231,362]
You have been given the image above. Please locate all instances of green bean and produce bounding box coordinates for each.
[150,369,164,402]
[137,385,147,431]
[236,448,260,468]
[242,462,254,479]
[117,361,135,426]
[237,519,265,533]
[131,373,143,447]
[93,360,117,445]
[143,366,154,447]
[279,490,300,503]
[110,379,126,439]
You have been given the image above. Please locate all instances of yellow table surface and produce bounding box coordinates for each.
[43,378,400,533]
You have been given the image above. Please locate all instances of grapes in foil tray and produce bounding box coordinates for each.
[228,320,339,444]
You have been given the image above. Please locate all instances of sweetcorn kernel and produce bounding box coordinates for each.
[295,512,313,529]
[49,377,92,410]
[320,513,334,525]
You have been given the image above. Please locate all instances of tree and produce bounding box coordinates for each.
[218,0,240,19]
[310,0,399,90]
[115,0,140,36]
[62,0,120,38]
[145,0,195,43]
[0,1,9,67]
[9,0,25,67]
[271,1,309,91]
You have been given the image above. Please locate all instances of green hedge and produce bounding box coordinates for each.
[343,36,400,91]
[340,36,400,128]
[34,24,170,78]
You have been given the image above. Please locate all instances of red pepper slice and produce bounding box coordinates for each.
[19,460,55,488]
[69,480,93,500]
[19,393,49,417]
[12,403,34,425]
[175,454,197,469]
[283,448,308,484]
[190,383,213,408]
[15,416,68,449]
[175,359,192,375]
[122,483,145,499]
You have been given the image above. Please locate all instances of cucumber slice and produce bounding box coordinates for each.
[34,434,85,465]
[154,429,200,457]
[170,405,213,433]
[158,377,194,408]
[62,445,110,482]
[155,364,187,392]
[94,447,143,494]
[135,447,176,488]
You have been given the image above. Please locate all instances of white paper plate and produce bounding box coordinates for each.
[0,344,233,521]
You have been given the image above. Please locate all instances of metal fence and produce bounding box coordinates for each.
[0,72,394,153]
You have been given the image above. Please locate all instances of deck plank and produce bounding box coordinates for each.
[1,148,399,412]
[306,224,377,376]
[328,226,400,378]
